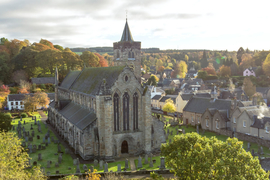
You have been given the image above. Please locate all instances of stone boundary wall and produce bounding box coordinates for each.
[47,169,172,179]
[219,128,270,148]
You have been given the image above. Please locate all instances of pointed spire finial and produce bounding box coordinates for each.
[126,10,128,21]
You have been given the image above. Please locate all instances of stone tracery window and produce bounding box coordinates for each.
[114,93,119,131]
[123,92,129,130]
[133,92,138,130]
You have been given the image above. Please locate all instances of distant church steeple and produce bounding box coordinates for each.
[113,19,141,83]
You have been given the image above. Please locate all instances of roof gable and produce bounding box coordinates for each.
[60,71,81,89]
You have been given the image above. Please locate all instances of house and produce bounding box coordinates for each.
[186,67,197,78]
[151,95,163,109]
[243,67,257,77]
[183,96,232,125]
[256,87,270,104]
[31,77,55,85]
[142,73,151,81]
[149,66,157,74]
[48,20,165,161]
[7,93,54,110]
[163,69,173,79]
[148,86,165,98]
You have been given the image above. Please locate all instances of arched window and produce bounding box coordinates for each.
[132,52,135,58]
[128,51,131,58]
[113,93,119,131]
[123,92,129,130]
[116,50,120,58]
[133,92,138,130]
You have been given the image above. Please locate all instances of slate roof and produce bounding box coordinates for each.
[238,101,253,107]
[162,79,172,86]
[152,95,162,100]
[121,20,134,42]
[181,93,211,101]
[256,87,270,95]
[31,77,55,85]
[159,95,177,103]
[57,102,97,130]
[251,115,270,129]
[8,93,55,101]
[69,66,125,95]
[183,97,232,114]
[219,110,230,122]
[60,71,81,89]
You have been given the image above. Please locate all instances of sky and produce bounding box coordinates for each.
[0,0,269,51]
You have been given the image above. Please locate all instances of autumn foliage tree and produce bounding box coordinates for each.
[94,53,108,67]
[161,133,269,179]
[162,99,176,113]
[0,85,10,109]
[80,51,100,67]
[219,65,231,77]
[171,61,187,78]
[262,53,270,77]
[243,77,256,99]
[201,67,216,75]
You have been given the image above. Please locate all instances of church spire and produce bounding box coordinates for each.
[120,19,134,42]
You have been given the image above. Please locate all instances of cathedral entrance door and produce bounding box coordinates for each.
[186,119,188,125]
[121,140,128,154]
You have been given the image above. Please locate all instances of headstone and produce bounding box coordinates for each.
[45,135,48,140]
[23,126,25,132]
[12,126,15,131]
[32,116,34,120]
[33,161,37,166]
[76,164,80,174]
[27,131,30,136]
[144,154,148,164]
[117,164,121,172]
[30,124,33,130]
[202,129,205,135]
[171,131,173,135]
[33,145,37,153]
[37,135,40,139]
[149,154,153,167]
[94,159,98,167]
[56,170,59,174]
[73,159,77,166]
[45,124,48,128]
[58,153,62,164]
[251,149,255,156]
[28,144,32,154]
[41,167,45,174]
[34,118,37,125]
[182,129,185,134]
[45,142,48,146]
[48,137,51,144]
[47,130,50,137]
[24,120,25,125]
[169,139,171,143]
[247,142,250,151]
[55,162,59,167]
[104,163,108,172]
[167,129,169,134]
[25,136,28,142]
[47,172,50,176]
[29,136,33,142]
[22,141,26,147]
[159,157,165,170]
[51,136,54,142]
[42,145,46,150]
[83,164,88,171]
[47,161,50,168]
[31,131,35,137]
[58,144,61,152]
[125,159,129,169]
[177,130,179,135]
[196,125,199,134]
[65,148,69,154]
[90,166,94,172]
[38,153,42,161]
[99,160,104,169]
[38,145,41,150]
[137,156,142,168]
[261,146,264,155]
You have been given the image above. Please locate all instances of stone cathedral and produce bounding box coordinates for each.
[48,20,166,161]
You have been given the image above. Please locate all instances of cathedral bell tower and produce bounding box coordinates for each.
[113,19,141,83]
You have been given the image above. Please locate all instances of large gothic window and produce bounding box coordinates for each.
[123,92,129,130]
[113,93,119,131]
[128,51,131,58]
[116,50,120,58]
[132,52,135,58]
[133,92,138,130]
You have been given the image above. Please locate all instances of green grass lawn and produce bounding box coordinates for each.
[165,124,270,158]
[10,113,130,175]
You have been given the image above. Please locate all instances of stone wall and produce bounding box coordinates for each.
[219,128,270,148]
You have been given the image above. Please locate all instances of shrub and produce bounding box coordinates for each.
[9,87,17,94]
[21,113,28,118]
[4,113,12,118]
[40,84,46,89]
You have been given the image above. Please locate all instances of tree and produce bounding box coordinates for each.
[34,92,50,108]
[4,39,27,58]
[0,131,46,179]
[155,59,163,70]
[36,49,62,74]
[161,133,269,179]
[184,54,189,63]
[240,53,254,71]
[23,95,35,112]
[171,61,187,78]
[147,75,157,86]
[0,37,8,45]
[54,45,64,51]
[253,50,270,66]
[12,70,28,85]
[243,77,256,99]
[0,113,12,131]
[201,50,208,68]
[0,85,10,109]
[162,99,176,113]
[94,53,108,67]
[219,65,231,77]
[262,53,270,77]
[0,51,11,84]
[39,39,54,49]
[157,66,165,73]
[197,71,208,80]
[237,47,245,65]
[80,51,100,67]
[201,67,216,75]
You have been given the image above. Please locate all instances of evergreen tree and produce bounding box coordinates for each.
[237,47,245,65]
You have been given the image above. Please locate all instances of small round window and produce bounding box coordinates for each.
[125,76,128,82]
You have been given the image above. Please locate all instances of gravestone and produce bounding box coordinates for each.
[47,130,50,137]
[83,164,88,172]
[202,129,205,135]
[48,137,51,144]
[73,159,77,166]
[32,116,34,120]
[45,124,48,128]
[149,154,153,168]
[12,126,15,131]
[51,136,54,142]
[31,131,35,137]
[37,135,40,139]
[137,156,142,168]
[29,136,33,142]
[33,145,37,153]
[182,129,185,134]
[58,153,62,164]
[167,129,169,134]
[90,166,94,172]
[125,159,129,169]
[261,146,264,155]
[65,148,69,154]
[159,157,165,170]
[27,131,30,136]
[34,118,37,125]
[117,164,121,172]
[41,167,45,174]
[38,145,41,150]
[42,145,46,150]
[38,153,42,161]
[30,124,33,130]
[47,172,50,176]
[25,136,28,142]
[144,154,148,164]
[58,144,61,152]
[22,141,26,147]
[56,170,59,174]
[247,142,250,151]
[196,125,199,134]
[45,142,48,146]
[47,161,50,168]
[104,163,108,172]
[23,126,25,132]
[28,144,32,154]
[99,160,104,169]
[177,130,179,135]
[76,164,80,174]
[33,161,37,166]
[251,149,255,156]
[169,139,171,143]
[23,120,25,125]
[38,125,41,132]
[94,159,98,167]
[45,135,48,140]
[55,162,59,167]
